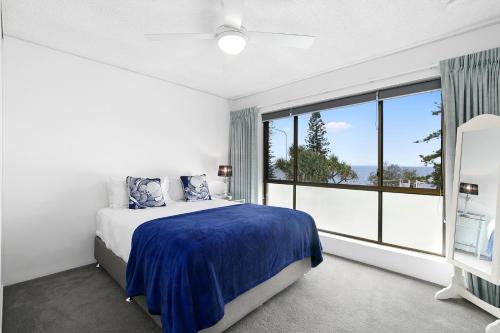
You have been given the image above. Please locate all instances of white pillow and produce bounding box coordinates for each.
[107,176,171,208]
[168,178,185,201]
[107,177,128,208]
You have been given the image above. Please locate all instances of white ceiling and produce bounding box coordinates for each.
[3,0,500,99]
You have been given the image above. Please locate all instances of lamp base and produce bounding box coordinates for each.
[223,177,229,197]
[221,177,231,200]
[221,194,233,200]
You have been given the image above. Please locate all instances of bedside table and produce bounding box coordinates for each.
[213,194,246,204]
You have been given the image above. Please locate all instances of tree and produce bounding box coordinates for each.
[368,162,424,187]
[305,112,330,156]
[414,102,442,189]
[266,126,276,178]
[328,155,358,184]
[272,112,357,184]
[367,103,442,188]
[276,146,358,184]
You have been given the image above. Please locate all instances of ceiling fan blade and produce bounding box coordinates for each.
[222,0,244,29]
[145,33,215,41]
[247,31,315,49]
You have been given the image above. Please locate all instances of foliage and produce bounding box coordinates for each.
[414,102,442,189]
[367,162,426,186]
[271,112,357,184]
[276,146,326,182]
[328,154,359,184]
[266,125,276,178]
[276,146,358,184]
[367,102,442,188]
[305,112,330,156]
[268,100,442,189]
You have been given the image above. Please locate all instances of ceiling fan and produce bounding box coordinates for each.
[145,0,316,55]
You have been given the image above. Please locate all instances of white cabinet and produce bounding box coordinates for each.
[455,212,488,258]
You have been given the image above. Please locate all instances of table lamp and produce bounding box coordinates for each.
[460,182,478,214]
[218,165,233,198]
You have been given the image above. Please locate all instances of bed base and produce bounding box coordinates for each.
[94,236,310,332]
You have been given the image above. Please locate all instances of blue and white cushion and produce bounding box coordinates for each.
[127,176,166,209]
[180,175,211,202]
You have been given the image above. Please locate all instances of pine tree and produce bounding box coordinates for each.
[305,112,330,156]
[266,126,276,178]
[273,111,357,184]
[414,102,442,190]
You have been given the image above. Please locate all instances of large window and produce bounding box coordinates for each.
[266,117,294,181]
[383,91,442,189]
[297,101,378,185]
[263,80,444,255]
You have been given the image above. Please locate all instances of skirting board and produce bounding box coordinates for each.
[0,284,3,333]
[320,232,453,286]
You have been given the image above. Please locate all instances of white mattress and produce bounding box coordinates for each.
[96,199,238,262]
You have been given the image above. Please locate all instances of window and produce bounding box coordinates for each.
[265,117,294,181]
[296,186,379,240]
[263,79,444,255]
[267,183,294,209]
[297,102,377,185]
[383,91,442,189]
[382,193,443,253]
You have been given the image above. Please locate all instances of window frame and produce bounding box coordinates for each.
[262,79,445,256]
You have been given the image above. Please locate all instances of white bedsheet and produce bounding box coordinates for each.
[96,199,238,262]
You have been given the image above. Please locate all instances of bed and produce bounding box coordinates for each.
[94,199,322,333]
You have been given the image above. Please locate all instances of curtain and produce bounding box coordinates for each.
[441,47,500,304]
[442,47,500,218]
[229,107,258,203]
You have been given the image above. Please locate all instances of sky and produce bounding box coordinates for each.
[269,90,441,167]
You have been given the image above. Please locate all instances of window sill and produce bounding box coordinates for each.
[319,231,452,286]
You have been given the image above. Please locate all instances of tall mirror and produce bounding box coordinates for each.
[453,127,500,276]
[437,116,500,333]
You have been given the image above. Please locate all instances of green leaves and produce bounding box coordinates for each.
[272,112,357,184]
[414,102,443,189]
[368,163,427,186]
[276,146,358,184]
[267,126,277,178]
[305,112,330,156]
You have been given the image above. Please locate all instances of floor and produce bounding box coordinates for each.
[3,254,495,333]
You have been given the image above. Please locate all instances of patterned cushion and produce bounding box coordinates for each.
[127,176,166,209]
[180,175,212,202]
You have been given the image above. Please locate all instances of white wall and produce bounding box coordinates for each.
[2,37,230,285]
[230,22,500,113]
[0,9,4,329]
[230,22,500,285]
[320,233,452,286]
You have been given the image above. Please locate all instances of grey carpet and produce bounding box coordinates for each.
[3,254,495,333]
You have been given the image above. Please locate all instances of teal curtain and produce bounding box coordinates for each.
[229,107,258,203]
[441,47,500,306]
[442,47,500,217]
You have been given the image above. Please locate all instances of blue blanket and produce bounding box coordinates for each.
[126,204,323,333]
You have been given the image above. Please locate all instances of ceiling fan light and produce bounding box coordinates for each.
[217,31,247,55]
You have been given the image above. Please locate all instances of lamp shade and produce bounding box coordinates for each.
[218,165,233,177]
[459,182,478,195]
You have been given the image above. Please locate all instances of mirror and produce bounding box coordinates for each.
[453,128,500,275]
